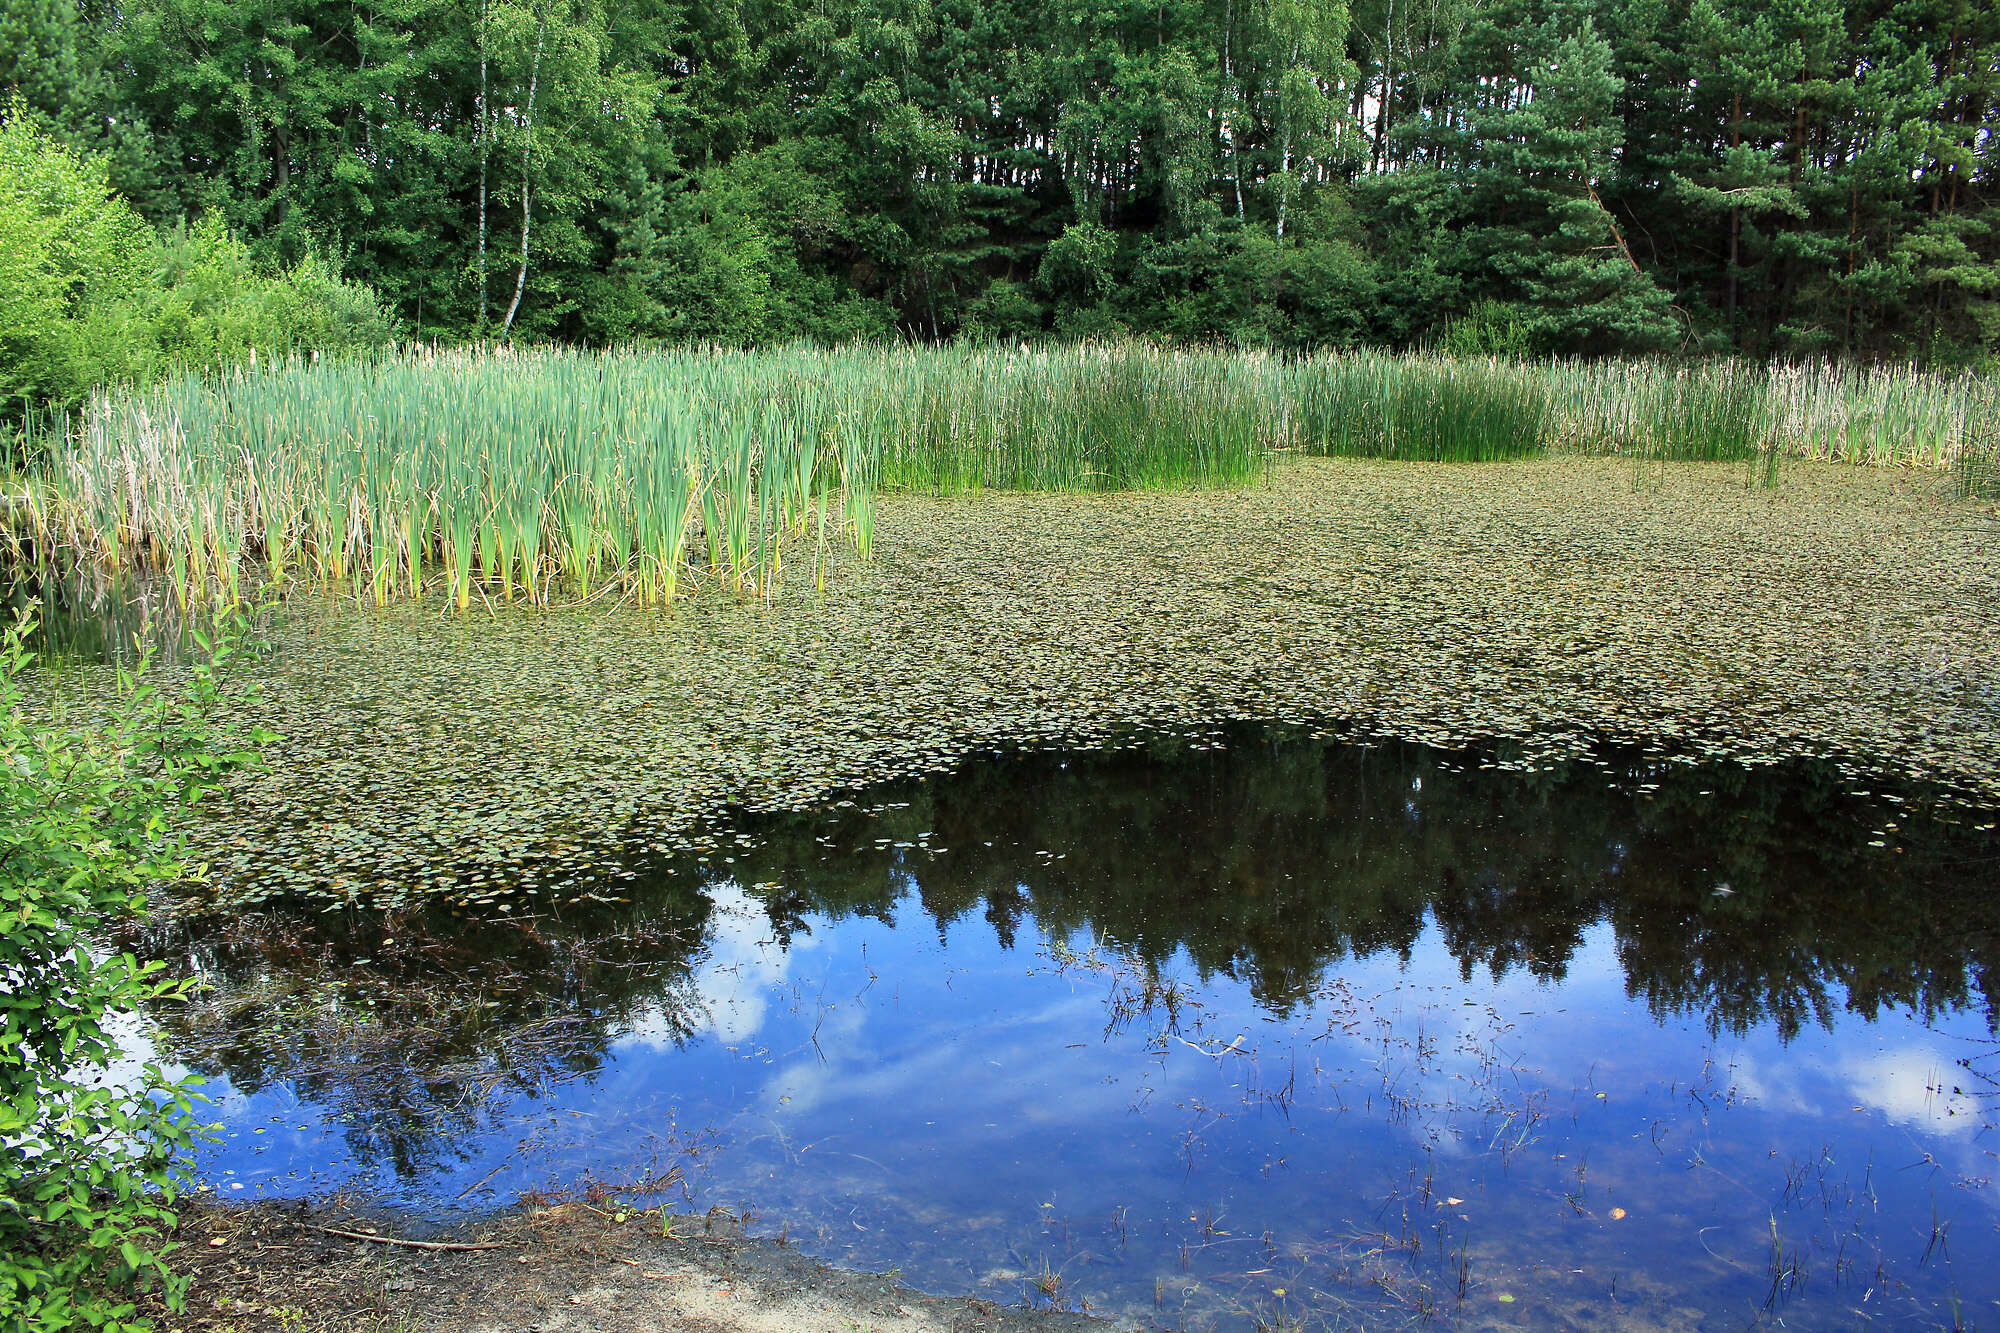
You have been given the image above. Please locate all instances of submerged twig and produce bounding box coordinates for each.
[305,1224,511,1252]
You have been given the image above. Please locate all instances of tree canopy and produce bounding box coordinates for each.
[3,0,1996,360]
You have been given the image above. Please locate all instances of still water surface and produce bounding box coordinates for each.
[148,729,1998,1330]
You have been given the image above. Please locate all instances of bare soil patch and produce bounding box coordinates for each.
[143,1202,1116,1333]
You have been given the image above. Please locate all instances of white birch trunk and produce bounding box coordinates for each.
[500,6,548,341]
[476,0,491,336]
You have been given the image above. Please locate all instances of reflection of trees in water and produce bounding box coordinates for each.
[142,727,1999,1178]
[726,730,2000,1039]
[4,571,209,666]
[137,889,712,1178]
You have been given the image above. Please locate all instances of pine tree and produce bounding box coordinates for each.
[0,0,85,124]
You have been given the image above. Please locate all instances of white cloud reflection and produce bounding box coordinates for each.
[615,881,811,1051]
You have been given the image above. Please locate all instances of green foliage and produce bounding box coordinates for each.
[0,105,150,415]
[0,605,266,1331]
[0,111,397,426]
[1038,222,1119,310]
[81,218,399,385]
[1436,301,1534,359]
[957,279,1045,342]
[16,0,1990,361]
[0,0,88,124]
[1620,365,1774,461]
[1120,229,1381,349]
[1959,452,2000,501]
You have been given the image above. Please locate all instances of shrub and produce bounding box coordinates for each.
[1,605,268,1331]
[1,106,398,437]
[1436,299,1535,359]
[0,102,151,416]
[79,218,400,384]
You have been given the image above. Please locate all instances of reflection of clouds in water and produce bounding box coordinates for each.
[747,911,1608,1160]
[1723,1032,2000,1224]
[99,1007,259,1117]
[613,999,693,1053]
[96,1008,184,1092]
[615,881,805,1051]
[759,1019,1154,1132]
[1840,1046,1982,1136]
[756,941,1157,1126]
[1296,921,1639,1153]
[108,1005,295,1126]
[752,920,1168,1128]
[1729,1039,1984,1139]
[1719,1051,1809,1116]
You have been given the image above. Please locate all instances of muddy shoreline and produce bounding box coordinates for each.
[145,1200,1118,1333]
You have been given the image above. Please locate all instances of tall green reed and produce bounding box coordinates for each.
[1289,354,1549,461]
[36,348,861,610]
[24,344,1987,612]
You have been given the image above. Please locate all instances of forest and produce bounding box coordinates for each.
[3,0,1996,406]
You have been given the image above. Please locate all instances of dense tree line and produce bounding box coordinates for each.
[3,0,1996,362]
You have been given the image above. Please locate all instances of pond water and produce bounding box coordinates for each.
[132,726,2000,1330]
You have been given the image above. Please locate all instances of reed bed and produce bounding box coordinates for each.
[1289,355,1550,461]
[868,345,1270,490]
[17,344,1991,612]
[1288,352,1991,467]
[1542,358,1996,466]
[22,348,875,610]
[17,345,1277,610]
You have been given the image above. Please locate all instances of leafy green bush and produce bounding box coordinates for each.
[957,278,1044,341]
[1,107,398,431]
[1,606,268,1331]
[0,103,151,417]
[79,218,400,386]
[1436,299,1535,359]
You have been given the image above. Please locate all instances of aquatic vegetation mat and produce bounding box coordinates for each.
[35,456,1981,912]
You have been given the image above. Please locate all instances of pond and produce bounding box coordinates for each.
[133,725,1999,1331]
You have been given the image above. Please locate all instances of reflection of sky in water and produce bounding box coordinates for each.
[169,874,2000,1331]
[620,886,820,1050]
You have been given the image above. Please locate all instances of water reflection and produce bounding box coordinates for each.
[4,570,228,665]
[140,728,2000,1328]
[723,731,1997,1034]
